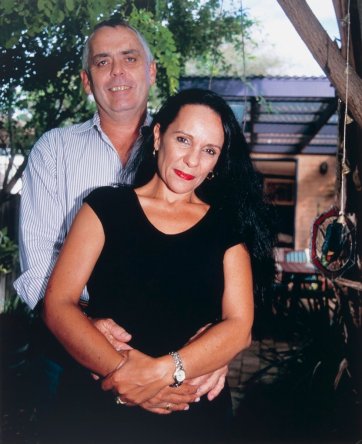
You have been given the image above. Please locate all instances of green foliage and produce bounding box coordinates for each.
[155,0,253,76]
[124,6,180,96]
[2,294,32,316]
[0,0,118,48]
[0,227,18,274]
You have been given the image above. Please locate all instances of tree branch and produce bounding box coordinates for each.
[0,157,27,204]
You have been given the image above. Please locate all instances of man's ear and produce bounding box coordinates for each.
[153,123,161,151]
[80,70,92,95]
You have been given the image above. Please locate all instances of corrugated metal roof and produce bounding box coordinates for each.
[179,76,338,155]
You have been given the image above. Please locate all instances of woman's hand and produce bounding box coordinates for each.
[101,349,173,405]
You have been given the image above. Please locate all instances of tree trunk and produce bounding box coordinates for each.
[277,0,362,129]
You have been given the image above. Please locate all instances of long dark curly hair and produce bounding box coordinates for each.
[129,88,276,303]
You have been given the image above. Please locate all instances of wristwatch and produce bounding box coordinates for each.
[169,351,186,387]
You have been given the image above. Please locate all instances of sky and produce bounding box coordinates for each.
[241,0,340,76]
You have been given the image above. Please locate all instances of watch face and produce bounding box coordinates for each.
[175,369,186,382]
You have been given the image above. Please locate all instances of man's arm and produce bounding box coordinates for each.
[15,135,134,347]
[14,133,67,309]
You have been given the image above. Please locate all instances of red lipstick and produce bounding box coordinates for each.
[174,169,195,181]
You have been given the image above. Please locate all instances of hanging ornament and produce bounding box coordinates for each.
[310,207,356,279]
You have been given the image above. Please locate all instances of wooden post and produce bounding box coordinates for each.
[277,0,362,128]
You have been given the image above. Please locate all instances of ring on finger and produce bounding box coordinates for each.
[115,395,127,405]
[165,403,172,411]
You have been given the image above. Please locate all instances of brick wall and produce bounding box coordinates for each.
[252,153,336,250]
[295,155,336,249]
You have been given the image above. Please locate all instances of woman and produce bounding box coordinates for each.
[43,89,275,443]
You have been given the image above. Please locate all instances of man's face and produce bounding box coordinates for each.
[81,26,156,120]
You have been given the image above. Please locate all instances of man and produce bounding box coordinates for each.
[14,18,226,415]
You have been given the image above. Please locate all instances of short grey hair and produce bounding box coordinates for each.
[82,18,154,73]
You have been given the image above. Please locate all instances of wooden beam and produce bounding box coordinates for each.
[276,0,362,128]
[294,98,338,153]
[335,277,362,291]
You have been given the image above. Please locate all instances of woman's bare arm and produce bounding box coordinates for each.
[43,204,125,377]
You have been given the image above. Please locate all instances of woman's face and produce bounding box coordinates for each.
[153,104,224,196]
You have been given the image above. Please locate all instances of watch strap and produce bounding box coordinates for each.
[169,351,185,387]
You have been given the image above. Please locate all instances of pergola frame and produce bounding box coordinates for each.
[180,76,338,155]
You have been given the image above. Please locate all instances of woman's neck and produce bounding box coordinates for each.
[135,175,202,206]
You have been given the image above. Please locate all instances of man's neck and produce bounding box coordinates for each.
[99,109,146,166]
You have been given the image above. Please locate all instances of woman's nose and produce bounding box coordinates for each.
[184,149,200,167]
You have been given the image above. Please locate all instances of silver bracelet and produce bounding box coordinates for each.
[169,351,186,387]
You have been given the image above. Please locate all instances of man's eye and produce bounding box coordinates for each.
[125,56,137,63]
[96,60,109,67]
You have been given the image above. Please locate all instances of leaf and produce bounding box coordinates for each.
[1,0,14,13]
[37,0,45,11]
[65,0,74,12]
[333,358,349,390]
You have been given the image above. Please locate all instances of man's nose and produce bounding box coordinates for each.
[110,59,125,76]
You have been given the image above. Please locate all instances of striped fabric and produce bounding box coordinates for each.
[14,112,151,309]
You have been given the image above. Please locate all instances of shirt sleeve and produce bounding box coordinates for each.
[14,132,72,309]
[83,186,119,231]
[222,209,246,252]
[83,187,107,216]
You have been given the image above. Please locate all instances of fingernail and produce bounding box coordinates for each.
[184,405,189,411]
[195,397,200,402]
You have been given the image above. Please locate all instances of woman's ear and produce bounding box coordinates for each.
[153,123,161,152]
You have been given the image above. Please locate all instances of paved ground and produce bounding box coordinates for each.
[228,340,285,411]
[227,340,361,444]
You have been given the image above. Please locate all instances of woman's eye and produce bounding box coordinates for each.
[176,136,189,144]
[205,148,217,156]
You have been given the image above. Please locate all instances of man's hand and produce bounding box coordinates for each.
[92,318,132,351]
[186,324,228,400]
[187,365,228,401]
[90,318,132,381]
[139,384,199,415]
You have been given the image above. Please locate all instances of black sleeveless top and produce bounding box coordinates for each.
[84,186,243,357]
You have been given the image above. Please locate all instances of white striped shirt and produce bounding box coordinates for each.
[14,112,151,309]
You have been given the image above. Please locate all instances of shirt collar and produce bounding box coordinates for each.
[72,111,151,135]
